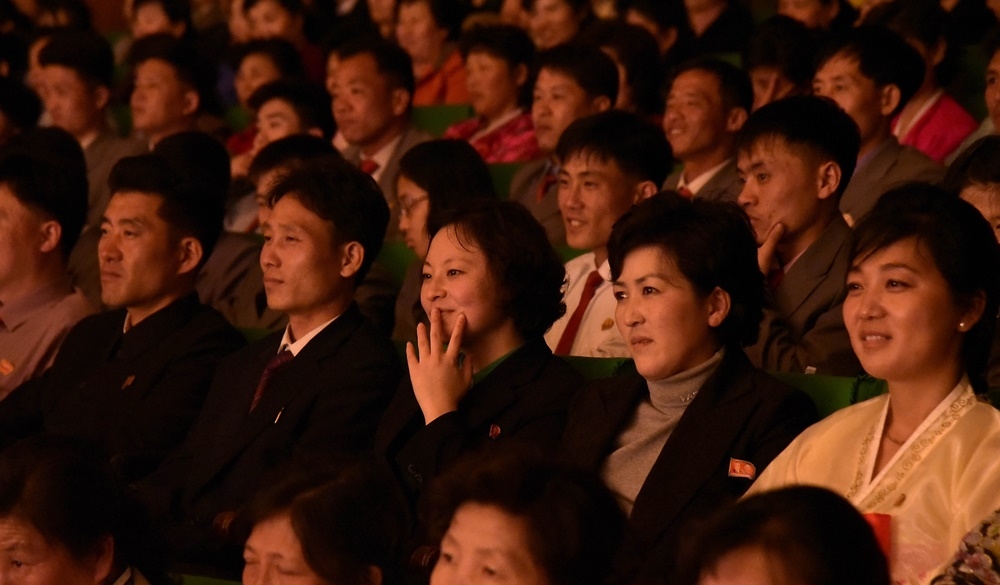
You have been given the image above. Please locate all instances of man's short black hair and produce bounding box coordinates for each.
[267,157,390,286]
[335,36,416,98]
[737,95,860,199]
[815,26,924,117]
[535,43,618,104]
[243,0,305,15]
[231,38,306,79]
[128,33,219,115]
[132,0,192,30]
[670,57,753,114]
[109,153,225,269]
[247,79,336,139]
[555,110,672,187]
[37,29,113,88]
[744,16,817,91]
[248,134,338,185]
[0,127,87,259]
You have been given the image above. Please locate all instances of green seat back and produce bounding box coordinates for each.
[412,104,475,137]
[771,372,888,418]
[377,240,418,288]
[180,575,241,585]
[561,356,634,381]
[488,162,524,199]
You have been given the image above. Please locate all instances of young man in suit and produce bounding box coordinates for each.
[662,58,752,203]
[737,96,863,376]
[142,156,401,573]
[812,26,943,224]
[0,151,244,481]
[509,43,618,247]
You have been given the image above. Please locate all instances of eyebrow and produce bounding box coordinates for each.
[847,261,918,274]
[612,273,666,286]
[101,216,146,228]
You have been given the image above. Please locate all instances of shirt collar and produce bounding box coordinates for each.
[678,158,731,195]
[366,133,404,184]
[278,315,338,356]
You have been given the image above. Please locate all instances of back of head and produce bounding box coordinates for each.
[109,152,224,268]
[679,485,889,585]
[247,79,336,139]
[737,95,861,199]
[428,200,566,339]
[942,135,1000,195]
[128,33,219,115]
[577,19,663,117]
[535,43,619,105]
[670,57,753,115]
[37,28,113,89]
[268,156,390,285]
[863,0,954,85]
[0,77,42,142]
[851,184,1000,389]
[555,110,672,187]
[607,192,765,347]
[427,446,625,585]
[398,139,498,226]
[248,133,338,185]
[0,126,87,257]
[336,36,416,99]
[816,26,924,117]
[744,15,817,91]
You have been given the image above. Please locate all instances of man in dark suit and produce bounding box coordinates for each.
[0,152,244,481]
[813,26,943,224]
[738,96,864,376]
[331,36,431,240]
[661,58,751,203]
[141,156,400,571]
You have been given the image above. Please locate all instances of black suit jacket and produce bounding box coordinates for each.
[0,294,244,480]
[375,338,582,503]
[562,350,817,585]
[150,302,400,524]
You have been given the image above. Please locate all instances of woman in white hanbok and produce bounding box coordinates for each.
[748,185,1000,585]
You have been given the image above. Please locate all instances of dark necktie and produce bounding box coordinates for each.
[249,349,293,412]
[554,270,604,355]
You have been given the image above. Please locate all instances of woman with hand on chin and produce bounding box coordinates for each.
[749,184,1000,585]
[375,199,582,505]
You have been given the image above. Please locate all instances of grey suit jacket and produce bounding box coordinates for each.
[84,128,146,230]
[840,138,944,224]
[343,124,432,241]
[662,157,741,203]
[509,158,565,247]
[744,215,862,376]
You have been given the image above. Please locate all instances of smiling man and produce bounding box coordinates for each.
[544,111,671,357]
[0,152,244,481]
[141,156,400,571]
[662,58,752,203]
[737,95,863,376]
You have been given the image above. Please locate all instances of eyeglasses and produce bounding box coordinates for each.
[396,195,428,217]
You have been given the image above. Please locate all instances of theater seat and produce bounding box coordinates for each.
[412,104,475,137]
[180,575,240,585]
[771,372,887,418]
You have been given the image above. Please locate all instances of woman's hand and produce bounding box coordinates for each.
[407,308,473,425]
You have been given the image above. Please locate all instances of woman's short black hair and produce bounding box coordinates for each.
[607,192,765,347]
[577,19,663,117]
[851,184,1000,391]
[427,447,624,585]
[398,139,497,250]
[942,135,1000,195]
[459,24,535,108]
[677,486,889,585]
[239,456,408,585]
[428,200,566,339]
[863,0,957,86]
[397,0,466,41]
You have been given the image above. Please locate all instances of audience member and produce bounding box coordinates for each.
[376,199,581,506]
[0,436,174,585]
[522,0,591,50]
[866,0,978,163]
[546,111,670,357]
[128,33,217,148]
[578,19,664,118]
[743,16,816,111]
[243,0,324,83]
[239,457,408,585]
[0,129,94,398]
[563,192,816,585]
[679,486,889,585]
[131,0,192,39]
[0,77,42,148]
[677,0,754,59]
[777,0,857,34]
[442,24,539,163]
[396,0,469,106]
[749,185,1000,584]
[738,96,863,376]
[947,36,1000,164]
[393,139,498,344]
[426,447,625,585]
[331,36,432,240]
[509,43,617,246]
[621,0,689,66]
[245,79,335,161]
[142,157,399,571]
[38,30,146,231]
[33,0,92,29]
[0,152,244,482]
[662,58,751,203]
[812,26,943,224]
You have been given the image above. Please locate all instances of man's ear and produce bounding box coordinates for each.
[390,88,410,118]
[176,236,204,276]
[93,85,110,111]
[591,95,613,113]
[725,107,748,133]
[879,84,901,117]
[339,241,364,279]
[513,63,529,89]
[181,89,200,117]
[816,160,842,202]
[307,126,323,138]
[633,180,659,203]
[91,535,115,585]
[38,219,62,254]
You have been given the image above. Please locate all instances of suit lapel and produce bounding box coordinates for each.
[459,340,549,433]
[575,374,648,470]
[775,216,851,318]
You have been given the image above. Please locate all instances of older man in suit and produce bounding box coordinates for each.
[738,96,864,376]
